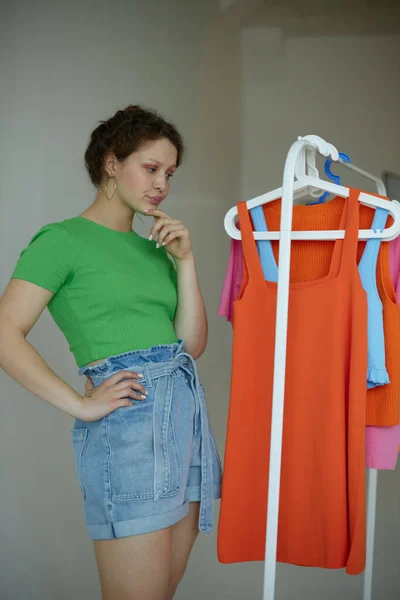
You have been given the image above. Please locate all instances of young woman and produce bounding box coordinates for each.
[0,104,222,600]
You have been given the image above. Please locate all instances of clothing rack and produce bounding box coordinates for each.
[256,136,395,600]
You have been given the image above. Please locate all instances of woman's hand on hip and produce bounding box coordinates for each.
[146,208,192,261]
[76,371,148,422]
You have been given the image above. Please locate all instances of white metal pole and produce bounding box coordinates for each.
[262,138,310,600]
[362,176,387,600]
[364,469,378,600]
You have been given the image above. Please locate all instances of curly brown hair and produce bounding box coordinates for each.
[84,104,185,187]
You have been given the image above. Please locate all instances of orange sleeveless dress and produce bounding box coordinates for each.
[262,196,400,426]
[217,190,367,575]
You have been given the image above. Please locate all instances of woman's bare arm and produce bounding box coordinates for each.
[0,279,85,418]
[173,255,208,359]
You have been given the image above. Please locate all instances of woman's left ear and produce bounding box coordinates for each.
[104,152,118,177]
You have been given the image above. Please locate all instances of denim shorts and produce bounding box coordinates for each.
[71,340,222,540]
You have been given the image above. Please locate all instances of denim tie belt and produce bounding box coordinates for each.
[138,351,214,534]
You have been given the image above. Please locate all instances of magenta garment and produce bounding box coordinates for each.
[389,233,400,298]
[218,240,244,323]
[218,235,400,470]
[217,238,243,323]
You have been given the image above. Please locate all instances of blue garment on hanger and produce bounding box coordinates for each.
[250,203,390,389]
[358,207,390,388]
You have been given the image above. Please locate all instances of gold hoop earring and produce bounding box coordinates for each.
[103,177,116,201]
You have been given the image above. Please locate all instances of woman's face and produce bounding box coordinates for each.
[108,137,178,214]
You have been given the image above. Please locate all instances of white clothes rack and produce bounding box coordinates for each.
[223,135,400,600]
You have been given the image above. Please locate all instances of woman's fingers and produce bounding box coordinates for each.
[114,379,148,397]
[100,371,147,401]
[115,387,147,401]
[149,217,180,240]
[104,370,144,387]
[157,224,185,247]
[161,229,185,247]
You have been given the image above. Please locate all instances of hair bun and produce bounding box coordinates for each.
[125,104,142,112]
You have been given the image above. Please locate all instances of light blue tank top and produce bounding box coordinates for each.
[250,203,390,389]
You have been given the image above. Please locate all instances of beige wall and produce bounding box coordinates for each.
[0,1,224,598]
[1,0,400,598]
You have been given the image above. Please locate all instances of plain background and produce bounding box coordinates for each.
[1,0,400,598]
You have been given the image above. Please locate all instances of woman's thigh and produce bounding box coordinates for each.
[93,527,172,600]
[170,502,200,581]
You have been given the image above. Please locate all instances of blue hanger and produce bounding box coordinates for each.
[306,151,351,205]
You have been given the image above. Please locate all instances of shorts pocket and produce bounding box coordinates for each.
[71,428,89,501]
[108,376,182,502]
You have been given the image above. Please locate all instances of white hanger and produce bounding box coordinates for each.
[224,137,400,242]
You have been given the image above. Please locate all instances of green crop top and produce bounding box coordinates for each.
[11,216,179,367]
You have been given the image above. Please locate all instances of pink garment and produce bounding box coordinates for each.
[366,425,400,470]
[217,238,243,323]
[389,233,400,299]
[218,235,400,470]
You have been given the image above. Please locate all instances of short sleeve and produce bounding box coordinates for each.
[11,222,76,294]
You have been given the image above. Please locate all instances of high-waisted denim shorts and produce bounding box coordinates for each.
[71,340,222,541]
